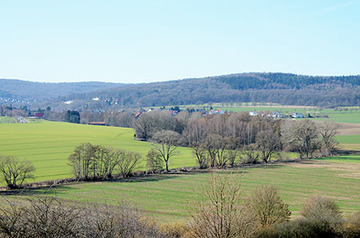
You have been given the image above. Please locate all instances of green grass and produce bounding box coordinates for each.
[24,158,360,223]
[1,117,359,224]
[336,134,360,145]
[0,117,16,123]
[0,120,194,182]
[316,155,360,163]
[317,110,360,124]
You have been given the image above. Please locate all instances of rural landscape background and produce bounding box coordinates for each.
[1,1,360,237]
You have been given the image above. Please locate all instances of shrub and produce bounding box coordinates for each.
[146,149,164,173]
[244,185,291,228]
[343,212,360,238]
[300,195,343,236]
[301,195,342,222]
[159,223,190,238]
[266,218,341,238]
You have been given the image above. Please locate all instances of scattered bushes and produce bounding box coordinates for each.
[259,195,359,238]
[0,196,165,238]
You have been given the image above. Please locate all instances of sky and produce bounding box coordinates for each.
[0,0,359,83]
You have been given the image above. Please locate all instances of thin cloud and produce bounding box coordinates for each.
[317,0,360,14]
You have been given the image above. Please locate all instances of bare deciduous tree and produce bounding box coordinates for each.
[152,130,180,172]
[240,145,260,164]
[191,143,208,169]
[68,143,94,180]
[146,149,164,173]
[203,134,230,168]
[281,120,320,158]
[189,173,257,238]
[0,196,164,238]
[133,111,176,140]
[116,151,142,178]
[0,155,35,189]
[92,145,120,179]
[318,121,339,156]
[68,143,141,180]
[256,130,281,163]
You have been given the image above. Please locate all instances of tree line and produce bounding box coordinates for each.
[0,110,338,189]
[134,111,339,169]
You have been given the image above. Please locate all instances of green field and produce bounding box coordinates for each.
[336,134,360,145]
[0,120,193,182]
[24,158,360,223]
[0,116,16,123]
[1,114,360,224]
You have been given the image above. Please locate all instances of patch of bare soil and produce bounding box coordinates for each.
[288,160,360,179]
[337,123,360,135]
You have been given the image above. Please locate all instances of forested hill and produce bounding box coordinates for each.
[46,73,360,110]
[0,79,123,102]
[214,73,360,90]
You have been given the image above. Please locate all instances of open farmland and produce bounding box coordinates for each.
[1,112,360,224]
[21,158,360,223]
[0,120,193,183]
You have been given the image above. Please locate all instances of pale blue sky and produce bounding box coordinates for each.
[0,0,359,83]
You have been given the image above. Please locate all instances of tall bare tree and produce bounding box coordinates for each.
[281,120,320,158]
[191,143,208,169]
[189,173,257,238]
[152,130,180,172]
[317,121,339,156]
[68,143,94,180]
[116,151,142,178]
[256,130,281,163]
[146,149,164,173]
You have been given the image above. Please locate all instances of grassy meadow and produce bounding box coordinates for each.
[24,158,360,223]
[0,120,193,182]
[0,110,359,224]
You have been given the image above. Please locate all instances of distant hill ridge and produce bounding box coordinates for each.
[0,78,123,101]
[45,73,360,110]
[1,73,360,109]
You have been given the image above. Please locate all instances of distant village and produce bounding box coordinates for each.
[1,100,329,126]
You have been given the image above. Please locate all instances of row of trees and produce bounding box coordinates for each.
[134,111,339,169]
[0,137,177,189]
[68,143,141,180]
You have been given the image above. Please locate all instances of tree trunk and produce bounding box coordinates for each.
[165,161,169,172]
